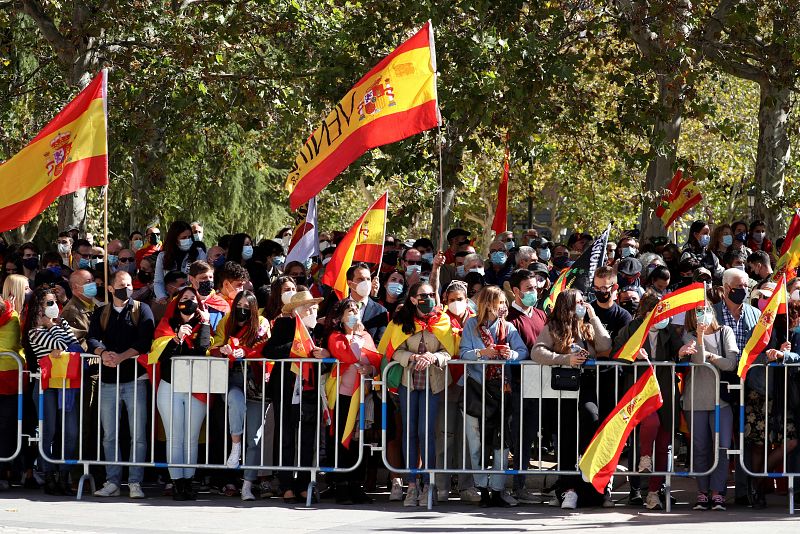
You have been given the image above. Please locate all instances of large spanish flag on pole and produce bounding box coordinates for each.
[580,365,663,492]
[773,210,800,282]
[738,275,787,379]
[322,192,388,299]
[0,70,108,232]
[285,22,439,210]
[614,282,705,361]
[654,170,702,229]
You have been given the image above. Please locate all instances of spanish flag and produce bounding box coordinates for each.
[322,192,388,299]
[38,352,82,390]
[0,70,108,232]
[377,311,457,362]
[654,170,702,229]
[290,313,315,381]
[0,304,25,395]
[773,210,800,281]
[580,366,663,492]
[614,282,705,361]
[285,22,439,210]
[738,276,787,379]
[490,137,510,235]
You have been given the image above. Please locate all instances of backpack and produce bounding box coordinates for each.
[99,300,142,332]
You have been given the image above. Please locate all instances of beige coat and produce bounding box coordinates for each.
[531,316,611,366]
[393,330,452,394]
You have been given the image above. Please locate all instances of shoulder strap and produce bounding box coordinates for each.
[131,300,141,326]
[100,304,111,332]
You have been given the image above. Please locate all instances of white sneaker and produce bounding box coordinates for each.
[241,480,256,501]
[561,489,578,509]
[418,485,436,506]
[128,482,145,499]
[390,478,404,501]
[645,491,662,510]
[638,455,653,473]
[437,487,450,502]
[514,487,539,504]
[500,490,519,507]
[226,442,242,469]
[94,481,120,497]
[403,485,419,507]
[547,496,561,507]
[459,486,482,503]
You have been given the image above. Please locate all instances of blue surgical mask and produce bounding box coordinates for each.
[108,254,118,266]
[793,325,800,335]
[47,265,62,277]
[722,235,733,247]
[490,251,507,265]
[698,235,710,248]
[241,245,254,260]
[467,299,478,314]
[345,315,359,330]
[422,252,434,263]
[575,304,586,319]
[78,258,91,269]
[273,255,285,267]
[178,238,193,252]
[82,282,98,299]
[521,291,538,308]
[538,248,551,262]
[303,258,313,270]
[406,264,421,275]
[621,247,637,258]
[504,240,515,251]
[386,282,404,297]
[652,318,670,330]
[456,265,465,278]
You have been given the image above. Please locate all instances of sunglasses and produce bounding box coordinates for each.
[90,255,103,260]
[416,292,436,299]
[405,260,421,265]
[118,257,135,263]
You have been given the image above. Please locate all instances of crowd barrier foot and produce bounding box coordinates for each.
[789,476,795,515]
[76,467,95,501]
[306,480,316,508]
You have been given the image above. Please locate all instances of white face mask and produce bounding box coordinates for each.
[319,241,330,251]
[57,243,71,255]
[469,267,485,276]
[178,238,193,251]
[301,312,317,329]
[193,232,203,242]
[281,290,296,305]
[44,302,59,319]
[322,257,332,266]
[448,300,467,316]
[354,280,372,298]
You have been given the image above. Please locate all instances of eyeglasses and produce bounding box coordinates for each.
[416,293,436,299]
[593,284,614,292]
[45,301,56,307]
[118,257,135,263]
[405,260,421,265]
[90,255,103,260]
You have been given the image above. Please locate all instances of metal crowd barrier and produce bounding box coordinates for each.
[737,361,800,515]
[0,351,25,463]
[381,359,722,511]
[34,353,366,505]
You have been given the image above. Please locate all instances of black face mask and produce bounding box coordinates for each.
[149,233,160,246]
[23,257,39,271]
[235,307,251,322]
[137,270,153,284]
[113,287,132,302]
[594,291,612,304]
[620,300,639,315]
[198,280,213,297]
[177,299,198,315]
[728,287,747,305]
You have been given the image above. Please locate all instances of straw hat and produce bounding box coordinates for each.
[281,290,323,314]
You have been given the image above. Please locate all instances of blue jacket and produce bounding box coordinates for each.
[459,317,528,385]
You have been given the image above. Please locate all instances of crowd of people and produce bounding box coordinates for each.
[0,217,798,512]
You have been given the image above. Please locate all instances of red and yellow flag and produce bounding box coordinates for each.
[38,352,82,390]
[290,313,316,380]
[322,192,388,299]
[654,170,702,229]
[285,22,439,210]
[580,366,663,492]
[773,210,800,281]
[738,276,787,379]
[0,70,108,232]
[614,282,705,361]
[490,137,510,235]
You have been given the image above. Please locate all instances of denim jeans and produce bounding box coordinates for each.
[228,386,247,436]
[99,380,147,485]
[156,380,206,480]
[434,383,473,491]
[398,386,441,485]
[465,413,508,491]
[686,407,733,493]
[35,382,79,474]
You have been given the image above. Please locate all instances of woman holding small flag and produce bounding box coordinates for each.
[532,288,611,509]
[323,298,382,504]
[153,286,211,500]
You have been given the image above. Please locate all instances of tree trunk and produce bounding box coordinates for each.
[640,72,684,242]
[752,82,792,235]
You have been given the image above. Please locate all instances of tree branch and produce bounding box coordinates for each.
[697,0,767,83]
[18,0,75,64]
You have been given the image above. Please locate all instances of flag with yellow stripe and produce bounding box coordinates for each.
[0,70,108,232]
[580,366,663,492]
[774,210,800,281]
[285,22,439,210]
[738,276,787,379]
[614,282,705,361]
[654,170,702,229]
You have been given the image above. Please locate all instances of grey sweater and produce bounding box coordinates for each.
[680,325,739,411]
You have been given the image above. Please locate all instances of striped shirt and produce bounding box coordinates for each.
[27,318,81,360]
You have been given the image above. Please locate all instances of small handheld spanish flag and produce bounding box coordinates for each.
[290,313,316,381]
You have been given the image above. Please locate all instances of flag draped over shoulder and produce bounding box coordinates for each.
[738,276,787,379]
[322,192,388,299]
[774,210,800,281]
[655,170,702,229]
[285,22,440,210]
[377,311,456,362]
[290,313,315,381]
[543,226,609,314]
[579,366,663,492]
[490,140,510,235]
[38,352,82,390]
[614,282,705,361]
[0,70,108,232]
[286,196,320,265]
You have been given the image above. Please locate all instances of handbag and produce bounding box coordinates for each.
[550,366,581,391]
[464,375,503,420]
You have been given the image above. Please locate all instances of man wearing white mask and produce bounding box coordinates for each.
[191,221,204,243]
[402,248,423,287]
[346,263,388,342]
